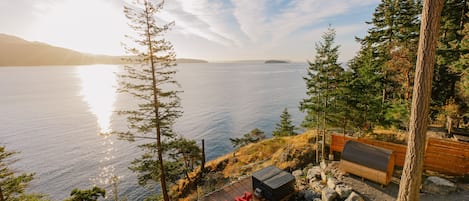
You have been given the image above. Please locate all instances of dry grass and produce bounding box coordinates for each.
[176,130,318,200]
[217,130,318,178]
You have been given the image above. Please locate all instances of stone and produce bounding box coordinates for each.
[335,184,353,199]
[297,184,307,191]
[320,161,328,170]
[321,171,327,182]
[329,161,340,169]
[304,190,318,201]
[327,177,338,189]
[310,180,325,193]
[422,176,457,195]
[344,192,364,201]
[321,187,338,201]
[297,190,305,199]
[293,169,304,178]
[307,166,322,181]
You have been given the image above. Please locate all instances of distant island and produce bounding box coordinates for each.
[176,58,208,63]
[265,59,289,63]
[0,33,207,66]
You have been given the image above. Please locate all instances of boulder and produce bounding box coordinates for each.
[335,184,353,199]
[320,161,328,170]
[304,190,319,201]
[421,176,457,195]
[297,190,305,200]
[329,161,340,169]
[297,183,307,191]
[321,171,327,182]
[293,169,304,178]
[344,192,364,201]
[307,166,322,181]
[327,177,338,189]
[321,187,338,201]
[309,180,325,193]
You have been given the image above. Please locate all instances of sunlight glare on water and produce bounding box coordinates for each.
[76,65,119,134]
[76,65,123,199]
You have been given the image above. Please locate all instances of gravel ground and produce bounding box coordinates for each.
[341,173,469,201]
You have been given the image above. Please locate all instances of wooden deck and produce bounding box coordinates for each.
[204,177,260,201]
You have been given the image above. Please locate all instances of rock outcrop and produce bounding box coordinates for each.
[294,161,364,201]
[422,176,457,195]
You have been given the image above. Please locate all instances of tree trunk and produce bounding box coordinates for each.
[397,0,444,200]
[0,185,4,201]
[447,115,453,135]
[201,139,205,173]
[316,92,321,164]
[145,5,169,200]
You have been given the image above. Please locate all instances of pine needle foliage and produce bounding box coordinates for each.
[0,146,34,201]
[272,108,297,137]
[116,1,181,200]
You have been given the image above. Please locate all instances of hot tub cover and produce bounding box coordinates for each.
[341,140,393,172]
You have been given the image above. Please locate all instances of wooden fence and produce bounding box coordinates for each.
[330,134,469,175]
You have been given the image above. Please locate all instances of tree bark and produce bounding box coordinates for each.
[143,2,169,200]
[0,185,4,201]
[397,0,444,201]
[201,139,205,173]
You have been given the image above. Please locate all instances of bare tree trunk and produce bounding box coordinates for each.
[316,92,321,163]
[145,6,169,200]
[0,185,4,201]
[397,0,444,200]
[447,115,453,136]
[201,139,205,173]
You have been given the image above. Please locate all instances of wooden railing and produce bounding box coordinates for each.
[330,134,469,175]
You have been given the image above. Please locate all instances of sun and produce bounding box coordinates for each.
[29,0,129,55]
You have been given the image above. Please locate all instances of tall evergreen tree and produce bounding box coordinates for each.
[432,0,468,112]
[116,1,181,200]
[0,146,34,201]
[272,108,297,137]
[300,27,343,159]
[65,187,105,201]
[398,0,444,199]
[452,10,469,121]
[347,45,384,132]
[165,138,202,182]
[352,0,421,129]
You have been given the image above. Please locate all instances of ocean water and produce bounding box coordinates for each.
[0,62,307,200]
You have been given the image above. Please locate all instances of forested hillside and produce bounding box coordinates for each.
[301,0,468,133]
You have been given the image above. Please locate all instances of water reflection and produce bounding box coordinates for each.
[76,65,118,133]
[76,65,122,198]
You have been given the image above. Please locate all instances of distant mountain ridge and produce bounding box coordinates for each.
[0,33,207,66]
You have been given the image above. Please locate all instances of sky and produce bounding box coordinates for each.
[0,0,380,62]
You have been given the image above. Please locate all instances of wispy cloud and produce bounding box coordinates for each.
[164,0,378,47]
[0,0,380,60]
[161,0,246,46]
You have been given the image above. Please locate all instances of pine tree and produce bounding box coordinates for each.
[229,128,266,149]
[272,108,297,137]
[347,45,384,132]
[299,27,343,129]
[397,0,444,199]
[299,27,343,160]
[432,0,468,112]
[451,10,469,121]
[353,0,422,129]
[65,187,105,201]
[0,146,34,201]
[166,138,202,182]
[116,1,181,200]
